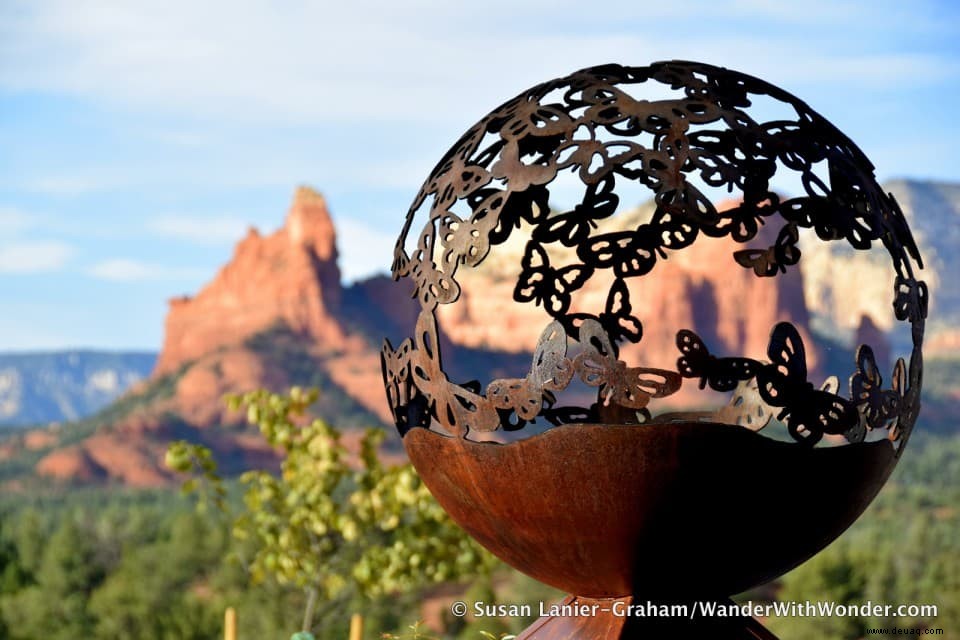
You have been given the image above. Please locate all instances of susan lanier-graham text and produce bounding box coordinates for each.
[467,600,940,619]
[470,600,690,618]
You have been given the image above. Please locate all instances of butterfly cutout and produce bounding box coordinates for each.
[778,189,877,250]
[821,161,886,249]
[574,319,681,413]
[534,209,596,248]
[884,193,923,267]
[533,175,619,246]
[379,337,435,436]
[487,321,575,421]
[489,141,560,192]
[438,214,492,270]
[689,147,740,190]
[498,100,573,142]
[410,230,461,309]
[716,377,774,431]
[651,210,699,251]
[577,230,659,278]
[380,337,413,413]
[777,193,835,239]
[556,136,645,185]
[675,329,759,392]
[703,199,774,243]
[515,242,593,315]
[437,163,493,208]
[755,322,858,445]
[657,182,720,227]
[407,311,499,436]
[850,346,905,431]
[733,223,801,277]
[893,275,928,323]
[886,357,910,442]
[569,279,643,349]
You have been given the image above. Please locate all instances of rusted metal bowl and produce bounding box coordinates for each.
[381,61,926,634]
[404,421,897,599]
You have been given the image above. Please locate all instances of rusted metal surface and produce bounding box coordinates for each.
[381,60,925,448]
[405,423,895,600]
[382,60,926,639]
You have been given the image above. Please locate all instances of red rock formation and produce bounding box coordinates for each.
[32,191,824,486]
[36,446,106,483]
[154,186,344,376]
[438,209,816,376]
[23,429,58,450]
[172,347,289,427]
[36,186,406,486]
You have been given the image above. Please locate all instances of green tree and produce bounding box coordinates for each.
[87,511,225,640]
[11,507,45,577]
[166,386,494,637]
[0,520,27,595]
[1,513,105,640]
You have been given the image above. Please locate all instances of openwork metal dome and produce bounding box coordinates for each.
[379,62,929,636]
[381,60,925,448]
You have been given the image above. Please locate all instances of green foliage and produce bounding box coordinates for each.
[166,386,495,634]
[86,512,225,640]
[1,513,103,639]
[0,419,955,639]
[164,439,226,512]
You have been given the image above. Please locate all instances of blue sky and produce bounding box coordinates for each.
[1,0,958,351]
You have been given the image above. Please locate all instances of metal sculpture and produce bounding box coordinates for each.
[380,60,926,638]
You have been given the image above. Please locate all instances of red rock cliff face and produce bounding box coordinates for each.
[32,192,820,487]
[437,206,815,378]
[154,187,345,376]
[34,186,398,487]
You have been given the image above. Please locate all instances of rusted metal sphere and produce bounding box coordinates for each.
[381,60,926,617]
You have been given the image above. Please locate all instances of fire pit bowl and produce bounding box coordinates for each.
[380,60,926,638]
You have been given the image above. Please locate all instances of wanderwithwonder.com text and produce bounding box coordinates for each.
[454,599,939,620]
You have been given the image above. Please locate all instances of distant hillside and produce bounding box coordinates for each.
[16,187,517,487]
[4,179,957,488]
[802,179,960,356]
[889,179,960,353]
[0,351,155,428]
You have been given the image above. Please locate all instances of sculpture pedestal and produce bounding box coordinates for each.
[516,596,779,639]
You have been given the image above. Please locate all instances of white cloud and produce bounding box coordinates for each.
[22,174,119,195]
[0,0,952,127]
[1,0,954,199]
[148,215,249,244]
[334,217,397,282]
[87,258,205,281]
[0,241,73,273]
[0,207,34,234]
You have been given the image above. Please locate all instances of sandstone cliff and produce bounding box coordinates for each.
[436,202,816,405]
[801,179,959,359]
[34,187,409,486]
[29,188,856,486]
[155,187,344,375]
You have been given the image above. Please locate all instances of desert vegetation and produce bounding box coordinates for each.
[1,386,956,638]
